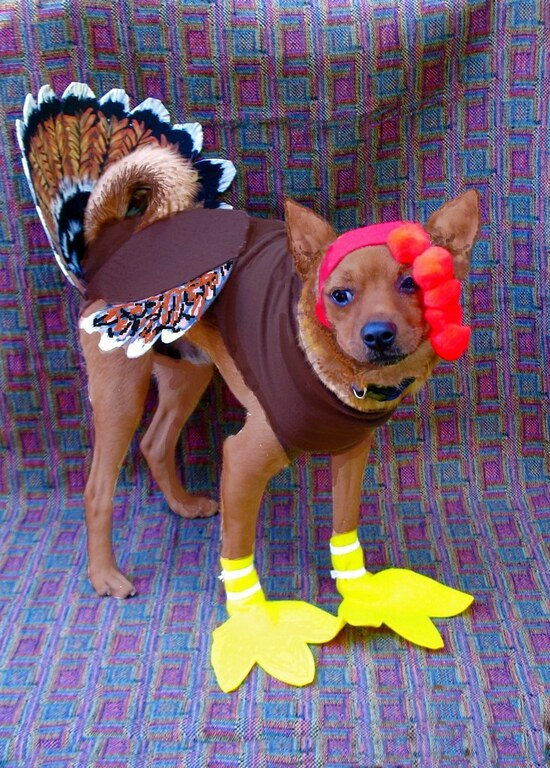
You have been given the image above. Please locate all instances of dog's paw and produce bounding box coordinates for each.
[169,494,219,519]
[211,600,344,692]
[88,566,137,599]
[336,568,473,649]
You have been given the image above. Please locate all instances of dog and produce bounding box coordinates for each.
[18,84,480,690]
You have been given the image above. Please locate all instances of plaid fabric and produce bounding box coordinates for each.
[0,1,548,766]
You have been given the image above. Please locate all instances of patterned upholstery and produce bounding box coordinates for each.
[0,1,548,765]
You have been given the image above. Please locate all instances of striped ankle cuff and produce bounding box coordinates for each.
[220,555,264,608]
[330,531,367,580]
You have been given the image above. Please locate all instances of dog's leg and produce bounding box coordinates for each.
[329,430,473,648]
[219,407,289,559]
[212,396,342,692]
[184,325,290,557]
[140,355,218,518]
[331,430,375,535]
[80,316,153,598]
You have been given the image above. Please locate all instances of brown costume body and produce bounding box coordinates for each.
[80,192,480,598]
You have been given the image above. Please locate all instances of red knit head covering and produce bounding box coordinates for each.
[315,221,471,361]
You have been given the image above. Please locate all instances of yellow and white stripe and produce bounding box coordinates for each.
[219,554,265,614]
[330,530,367,581]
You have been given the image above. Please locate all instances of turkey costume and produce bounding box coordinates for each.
[17,82,475,694]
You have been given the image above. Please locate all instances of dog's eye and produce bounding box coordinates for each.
[330,289,354,306]
[399,276,419,294]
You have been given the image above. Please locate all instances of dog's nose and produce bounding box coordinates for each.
[361,321,397,352]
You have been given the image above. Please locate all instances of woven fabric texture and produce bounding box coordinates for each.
[0,1,548,766]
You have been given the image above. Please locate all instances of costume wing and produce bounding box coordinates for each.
[80,262,233,358]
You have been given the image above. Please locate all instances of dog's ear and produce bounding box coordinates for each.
[285,199,337,278]
[424,190,481,280]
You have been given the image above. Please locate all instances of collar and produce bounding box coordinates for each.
[352,377,416,402]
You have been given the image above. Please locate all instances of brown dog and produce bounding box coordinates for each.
[19,84,480,689]
[78,170,480,600]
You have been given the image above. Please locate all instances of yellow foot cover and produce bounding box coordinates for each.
[211,600,344,693]
[337,568,473,649]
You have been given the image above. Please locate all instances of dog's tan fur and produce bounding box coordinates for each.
[84,146,200,244]
[81,148,480,598]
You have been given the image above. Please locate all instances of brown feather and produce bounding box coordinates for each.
[53,116,72,181]
[29,125,57,193]
[59,112,79,179]
[79,108,102,180]
[121,121,149,156]
[40,116,64,197]
[93,112,111,173]
[101,116,131,170]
